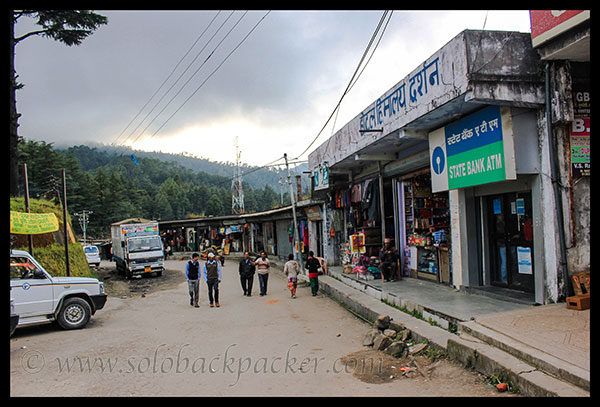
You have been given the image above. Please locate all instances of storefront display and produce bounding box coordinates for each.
[400,170,450,283]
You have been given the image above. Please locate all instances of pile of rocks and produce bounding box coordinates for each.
[363,315,427,358]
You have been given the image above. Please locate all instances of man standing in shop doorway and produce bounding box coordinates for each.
[379,238,400,282]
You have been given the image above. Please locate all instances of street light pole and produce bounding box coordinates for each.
[62,168,70,277]
[284,153,303,271]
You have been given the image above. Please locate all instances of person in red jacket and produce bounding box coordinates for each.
[305,251,321,296]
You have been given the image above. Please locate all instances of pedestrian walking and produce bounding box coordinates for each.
[203,252,222,307]
[185,253,201,307]
[255,251,270,296]
[239,251,255,296]
[305,251,321,296]
[284,253,300,298]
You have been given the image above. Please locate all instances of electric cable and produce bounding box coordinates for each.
[144,10,270,141]
[109,11,223,148]
[113,10,240,155]
[291,10,391,161]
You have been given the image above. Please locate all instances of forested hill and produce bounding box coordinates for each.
[16,139,307,239]
[59,143,308,191]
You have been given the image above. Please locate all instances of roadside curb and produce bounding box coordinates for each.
[316,274,589,397]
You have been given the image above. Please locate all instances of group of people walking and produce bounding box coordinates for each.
[184,250,322,306]
[185,252,222,308]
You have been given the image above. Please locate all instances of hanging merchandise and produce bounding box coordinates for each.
[303,223,309,248]
[351,184,362,203]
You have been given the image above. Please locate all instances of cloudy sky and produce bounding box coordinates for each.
[14,10,532,167]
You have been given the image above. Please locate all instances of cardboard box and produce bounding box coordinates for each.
[566,294,590,310]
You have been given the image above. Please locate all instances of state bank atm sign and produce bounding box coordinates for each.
[428,105,516,193]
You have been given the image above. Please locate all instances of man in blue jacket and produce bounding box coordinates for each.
[185,253,201,307]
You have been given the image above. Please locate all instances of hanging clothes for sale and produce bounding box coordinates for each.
[363,178,380,223]
[303,222,309,248]
[351,184,361,203]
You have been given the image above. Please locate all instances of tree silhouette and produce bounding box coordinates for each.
[10,10,108,196]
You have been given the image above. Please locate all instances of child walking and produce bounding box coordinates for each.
[284,253,300,298]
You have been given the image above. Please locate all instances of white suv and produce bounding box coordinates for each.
[10,250,107,333]
[84,245,101,267]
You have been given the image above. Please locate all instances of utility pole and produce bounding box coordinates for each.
[232,136,245,214]
[23,163,33,255]
[62,168,70,277]
[284,153,303,271]
[278,176,284,205]
[74,210,93,245]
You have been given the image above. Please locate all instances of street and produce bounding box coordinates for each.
[10,259,516,396]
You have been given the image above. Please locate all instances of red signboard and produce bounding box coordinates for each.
[530,10,588,47]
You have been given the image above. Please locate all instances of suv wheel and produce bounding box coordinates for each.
[57,297,91,329]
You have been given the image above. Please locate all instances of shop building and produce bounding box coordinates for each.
[308,29,575,304]
[157,198,325,262]
[529,10,590,299]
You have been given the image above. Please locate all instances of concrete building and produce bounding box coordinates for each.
[308,28,585,304]
[529,10,590,299]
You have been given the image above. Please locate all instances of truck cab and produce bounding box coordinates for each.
[123,234,164,278]
[10,249,107,333]
[111,220,165,279]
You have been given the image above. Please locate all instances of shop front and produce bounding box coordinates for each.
[428,105,545,303]
[395,169,450,283]
[307,29,566,302]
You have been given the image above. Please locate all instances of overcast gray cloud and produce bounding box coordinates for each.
[14,10,531,166]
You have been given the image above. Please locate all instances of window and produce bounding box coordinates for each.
[10,257,45,280]
[127,236,163,252]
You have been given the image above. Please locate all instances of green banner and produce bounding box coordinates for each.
[447,140,506,190]
[10,211,59,235]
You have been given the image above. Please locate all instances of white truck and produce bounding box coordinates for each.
[111,219,164,279]
[10,249,107,333]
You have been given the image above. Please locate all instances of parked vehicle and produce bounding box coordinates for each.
[111,219,164,279]
[84,245,101,267]
[10,249,107,333]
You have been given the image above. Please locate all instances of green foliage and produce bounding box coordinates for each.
[14,10,108,47]
[16,139,300,240]
[11,196,95,278]
[15,243,96,279]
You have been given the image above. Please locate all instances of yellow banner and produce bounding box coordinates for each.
[10,211,60,235]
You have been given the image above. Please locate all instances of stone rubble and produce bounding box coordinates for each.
[364,314,428,360]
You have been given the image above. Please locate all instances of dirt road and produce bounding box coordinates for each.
[10,258,517,396]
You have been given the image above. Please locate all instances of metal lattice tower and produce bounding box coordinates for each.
[232,136,245,214]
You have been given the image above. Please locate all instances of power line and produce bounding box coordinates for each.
[109,11,223,149]
[113,10,241,156]
[143,10,271,142]
[317,10,394,158]
[114,11,270,157]
[292,10,393,161]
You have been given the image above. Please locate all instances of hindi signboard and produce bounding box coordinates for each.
[10,211,59,235]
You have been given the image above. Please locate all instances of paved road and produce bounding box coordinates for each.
[10,259,514,396]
